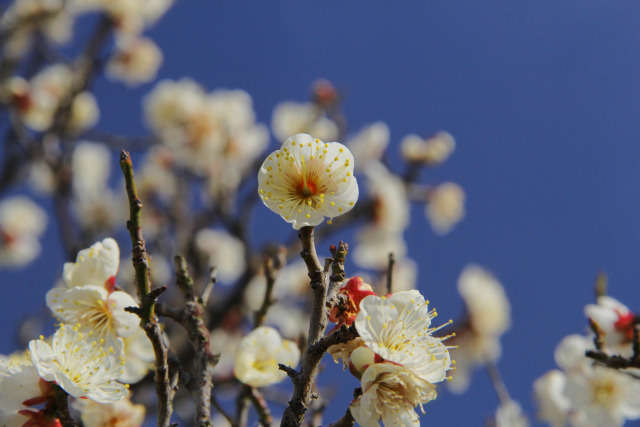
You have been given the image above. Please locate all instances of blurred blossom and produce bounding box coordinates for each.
[362,161,409,233]
[553,334,592,373]
[0,0,72,60]
[28,159,56,194]
[29,325,128,403]
[145,79,266,176]
[72,142,111,196]
[535,330,640,427]
[106,36,163,87]
[0,196,47,267]
[346,122,390,166]
[195,228,246,284]
[534,370,570,427]
[400,131,455,166]
[244,260,309,311]
[119,327,154,384]
[458,265,510,336]
[13,64,100,133]
[426,182,465,235]
[258,133,358,229]
[210,328,243,380]
[74,393,145,427]
[353,227,407,270]
[233,326,300,387]
[449,265,510,393]
[495,399,529,427]
[69,0,173,35]
[271,101,338,143]
[584,296,635,349]
[62,237,120,289]
[564,364,640,427]
[136,146,178,202]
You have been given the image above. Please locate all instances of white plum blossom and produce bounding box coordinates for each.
[353,161,410,269]
[349,362,437,427]
[400,131,455,166]
[72,142,112,196]
[46,285,139,348]
[495,399,529,427]
[458,265,510,336]
[15,64,99,132]
[0,196,47,267]
[585,296,635,349]
[258,133,358,229]
[0,0,72,60]
[144,79,267,177]
[564,364,640,427]
[195,228,246,284]
[29,325,128,403]
[346,122,390,166]
[74,393,145,427]
[449,265,511,393]
[355,290,452,384]
[62,237,120,289]
[271,101,338,143]
[534,370,571,427]
[426,182,466,235]
[233,326,300,387]
[106,36,163,86]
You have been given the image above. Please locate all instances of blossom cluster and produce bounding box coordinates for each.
[0,238,152,426]
[534,296,640,427]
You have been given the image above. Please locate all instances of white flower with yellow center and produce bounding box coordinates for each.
[349,362,437,427]
[233,326,300,387]
[258,133,358,229]
[356,290,452,384]
[29,325,128,403]
[63,237,120,289]
[46,285,139,349]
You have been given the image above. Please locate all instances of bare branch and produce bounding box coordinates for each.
[386,252,395,294]
[120,150,173,427]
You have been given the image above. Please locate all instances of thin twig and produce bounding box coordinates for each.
[485,362,510,406]
[386,252,395,295]
[120,150,173,427]
[254,255,277,328]
[248,387,273,427]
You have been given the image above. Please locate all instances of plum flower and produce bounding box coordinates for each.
[46,285,139,349]
[355,291,452,384]
[329,276,376,327]
[258,133,358,229]
[584,296,635,347]
[233,326,300,387]
[349,362,437,427]
[29,325,128,403]
[62,237,120,290]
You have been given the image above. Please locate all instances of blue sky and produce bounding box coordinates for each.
[3,2,640,425]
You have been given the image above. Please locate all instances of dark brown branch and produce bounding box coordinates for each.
[254,255,277,328]
[589,318,606,351]
[281,226,328,427]
[326,409,354,427]
[51,384,78,427]
[119,150,173,427]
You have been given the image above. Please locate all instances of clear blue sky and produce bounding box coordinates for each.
[3,2,640,425]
